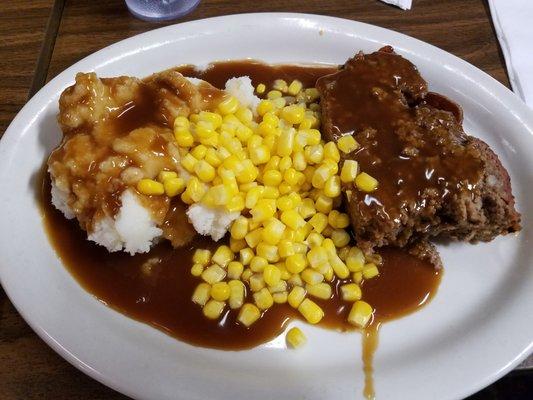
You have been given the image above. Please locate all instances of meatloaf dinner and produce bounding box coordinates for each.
[43,47,520,352]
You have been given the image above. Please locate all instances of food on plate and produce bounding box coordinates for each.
[317,46,521,252]
[42,49,520,398]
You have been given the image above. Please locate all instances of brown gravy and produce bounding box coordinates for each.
[42,61,443,399]
[316,48,483,230]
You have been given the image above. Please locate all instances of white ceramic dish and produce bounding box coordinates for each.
[0,13,531,400]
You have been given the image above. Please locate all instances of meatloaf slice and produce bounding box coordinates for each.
[316,46,521,251]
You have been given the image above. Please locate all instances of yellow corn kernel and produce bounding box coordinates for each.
[267,89,282,99]
[236,159,258,183]
[194,160,216,182]
[268,279,287,293]
[272,79,288,92]
[263,169,282,186]
[245,228,263,248]
[287,79,303,96]
[227,194,245,212]
[292,151,307,171]
[353,271,363,284]
[210,282,231,301]
[263,264,282,286]
[363,262,380,279]
[193,249,211,266]
[235,107,253,124]
[247,134,263,149]
[323,266,334,281]
[301,268,324,285]
[337,135,359,154]
[235,124,254,142]
[262,218,286,245]
[227,261,244,280]
[288,273,304,287]
[180,191,193,205]
[256,242,279,263]
[158,170,177,182]
[249,273,266,292]
[292,242,308,255]
[288,286,307,310]
[286,326,306,348]
[340,160,359,183]
[323,175,340,198]
[338,246,351,261]
[256,83,266,94]
[191,144,208,160]
[201,264,226,284]
[211,245,234,267]
[346,247,365,272]
[298,198,316,219]
[285,253,308,274]
[239,248,254,265]
[306,282,332,300]
[245,186,264,209]
[190,263,204,277]
[348,300,373,328]
[281,210,306,230]
[228,280,245,309]
[229,237,246,253]
[238,303,261,327]
[335,212,350,229]
[278,240,295,258]
[241,268,253,281]
[174,116,190,129]
[199,111,223,128]
[355,172,378,192]
[311,165,331,189]
[305,144,324,165]
[218,96,240,115]
[277,128,296,157]
[281,105,305,125]
[323,141,340,163]
[307,232,324,247]
[137,179,164,195]
[250,145,271,165]
[340,283,362,302]
[258,121,278,137]
[174,128,194,147]
[262,185,280,199]
[308,212,328,233]
[254,287,274,310]
[279,155,292,172]
[203,299,225,320]
[249,256,267,273]
[331,229,351,248]
[163,177,185,197]
[251,199,276,223]
[283,168,300,186]
[321,238,336,256]
[230,216,249,240]
[298,298,324,324]
[185,177,207,202]
[315,194,333,214]
[329,254,350,279]
[273,292,288,304]
[307,246,328,270]
[192,283,211,306]
[276,195,293,212]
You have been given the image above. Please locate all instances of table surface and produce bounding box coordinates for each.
[0,0,531,399]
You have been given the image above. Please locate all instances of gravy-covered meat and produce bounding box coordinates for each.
[317,46,521,250]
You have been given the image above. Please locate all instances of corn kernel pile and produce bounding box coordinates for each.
[136,78,381,344]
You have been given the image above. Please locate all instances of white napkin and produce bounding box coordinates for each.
[489,0,533,107]
[379,0,412,10]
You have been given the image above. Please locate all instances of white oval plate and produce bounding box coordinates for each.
[0,13,531,400]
